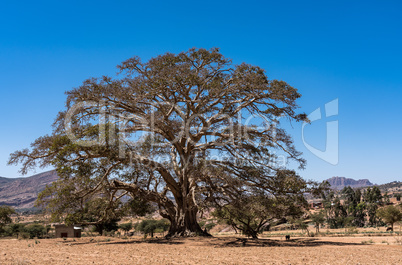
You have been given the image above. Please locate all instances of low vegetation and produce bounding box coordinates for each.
[134,219,170,238]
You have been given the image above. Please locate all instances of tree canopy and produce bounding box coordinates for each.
[9,48,313,237]
[135,219,170,237]
[310,211,325,233]
[377,205,402,231]
[212,188,307,238]
[0,205,16,230]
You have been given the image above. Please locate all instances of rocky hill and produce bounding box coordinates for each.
[0,170,58,209]
[377,181,402,192]
[325,176,374,189]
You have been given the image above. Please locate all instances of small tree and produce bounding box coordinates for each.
[8,223,25,238]
[377,205,402,232]
[295,219,309,236]
[135,219,170,238]
[383,192,390,204]
[343,216,354,233]
[363,186,383,226]
[24,224,46,239]
[354,202,366,227]
[310,211,325,234]
[212,190,307,239]
[119,222,133,236]
[93,219,120,235]
[0,205,16,230]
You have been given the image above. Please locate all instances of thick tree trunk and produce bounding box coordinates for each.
[165,205,210,238]
[249,231,259,239]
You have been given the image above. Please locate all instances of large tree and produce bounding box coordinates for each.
[377,205,402,232]
[363,186,383,226]
[9,48,310,237]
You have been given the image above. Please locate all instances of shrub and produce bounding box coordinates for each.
[24,224,46,239]
[18,232,30,239]
[5,223,26,238]
[0,206,16,229]
[135,219,170,237]
[119,222,133,235]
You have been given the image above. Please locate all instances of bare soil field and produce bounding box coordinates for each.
[0,236,401,264]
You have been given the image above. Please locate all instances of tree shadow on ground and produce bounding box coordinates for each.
[63,237,184,246]
[61,236,365,248]
[106,238,184,245]
[215,237,364,248]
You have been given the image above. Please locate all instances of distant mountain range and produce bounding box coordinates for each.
[0,170,397,208]
[325,176,374,189]
[0,170,58,209]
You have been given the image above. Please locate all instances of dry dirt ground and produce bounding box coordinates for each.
[0,236,401,264]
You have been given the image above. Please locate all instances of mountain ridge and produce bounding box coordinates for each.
[325,176,374,189]
[0,172,398,208]
[0,170,58,208]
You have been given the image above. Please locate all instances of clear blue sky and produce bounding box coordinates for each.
[1,0,401,184]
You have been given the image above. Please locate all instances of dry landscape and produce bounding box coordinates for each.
[0,235,401,265]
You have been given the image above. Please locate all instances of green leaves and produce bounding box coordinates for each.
[212,191,307,239]
[9,48,308,236]
[135,219,170,237]
[377,205,402,230]
[0,205,16,229]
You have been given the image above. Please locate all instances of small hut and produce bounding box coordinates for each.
[54,224,82,238]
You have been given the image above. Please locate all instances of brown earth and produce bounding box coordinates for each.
[0,236,401,264]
